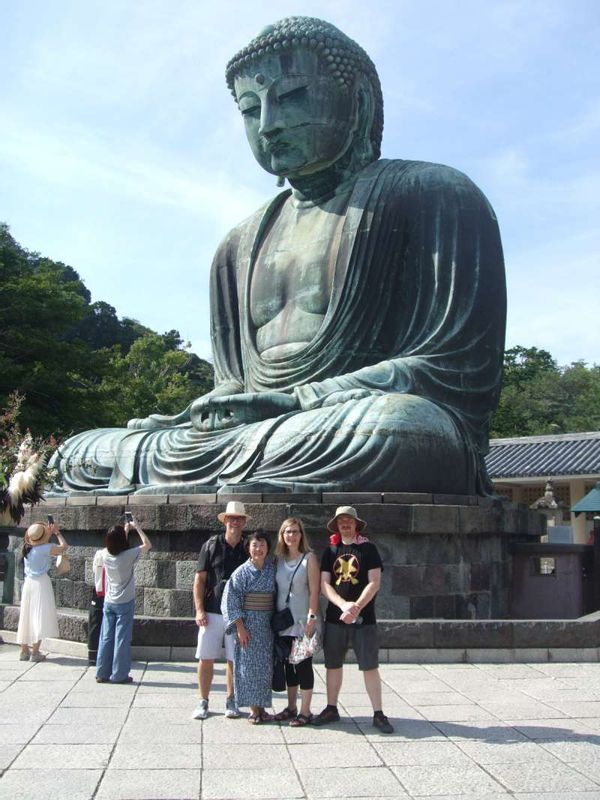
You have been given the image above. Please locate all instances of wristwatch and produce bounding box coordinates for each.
[307,613,317,620]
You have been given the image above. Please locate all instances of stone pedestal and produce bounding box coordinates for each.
[4,493,544,648]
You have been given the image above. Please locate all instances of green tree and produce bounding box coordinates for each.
[0,223,214,437]
[97,332,213,426]
[70,300,151,352]
[491,346,600,437]
[0,223,99,435]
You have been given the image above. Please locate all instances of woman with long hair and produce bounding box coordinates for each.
[17,520,68,661]
[273,517,320,726]
[95,516,151,684]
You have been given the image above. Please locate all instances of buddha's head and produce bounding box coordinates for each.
[226,17,383,182]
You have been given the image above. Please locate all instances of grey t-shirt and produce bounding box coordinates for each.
[101,547,141,604]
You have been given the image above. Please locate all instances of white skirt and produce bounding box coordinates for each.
[16,573,59,645]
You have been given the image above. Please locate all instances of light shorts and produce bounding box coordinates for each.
[195,612,235,661]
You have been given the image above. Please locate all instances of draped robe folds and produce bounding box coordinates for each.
[51,158,506,496]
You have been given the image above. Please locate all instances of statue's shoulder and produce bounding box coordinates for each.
[371,158,481,194]
[360,159,492,217]
[214,191,291,262]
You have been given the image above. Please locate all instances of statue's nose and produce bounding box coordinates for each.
[259,98,284,137]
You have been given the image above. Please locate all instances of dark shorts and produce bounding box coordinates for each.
[323,622,379,671]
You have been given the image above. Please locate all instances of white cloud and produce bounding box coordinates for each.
[0,115,265,226]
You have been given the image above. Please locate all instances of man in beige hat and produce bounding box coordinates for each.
[191,501,249,719]
[314,506,393,733]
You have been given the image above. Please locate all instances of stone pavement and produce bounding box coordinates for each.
[2,643,600,799]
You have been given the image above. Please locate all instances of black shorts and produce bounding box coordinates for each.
[323,622,379,671]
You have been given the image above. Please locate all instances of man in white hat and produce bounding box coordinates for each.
[191,501,249,719]
[314,506,393,733]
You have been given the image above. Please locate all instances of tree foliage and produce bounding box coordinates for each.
[490,346,600,438]
[0,223,213,437]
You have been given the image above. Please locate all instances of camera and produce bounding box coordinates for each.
[124,512,134,523]
[47,514,54,524]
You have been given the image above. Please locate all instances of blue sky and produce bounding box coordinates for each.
[1,0,598,366]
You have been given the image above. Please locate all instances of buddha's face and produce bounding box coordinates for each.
[234,49,357,179]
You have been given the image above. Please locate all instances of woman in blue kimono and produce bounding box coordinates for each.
[221,530,275,724]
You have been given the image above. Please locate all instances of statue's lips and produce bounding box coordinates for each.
[264,139,292,156]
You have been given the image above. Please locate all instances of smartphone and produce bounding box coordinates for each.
[47,514,54,524]
[124,512,134,523]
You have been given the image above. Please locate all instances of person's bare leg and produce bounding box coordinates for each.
[225,660,234,698]
[363,668,383,711]
[199,659,214,699]
[326,667,343,706]
[299,687,313,717]
[287,684,299,712]
[31,640,42,656]
[20,644,30,657]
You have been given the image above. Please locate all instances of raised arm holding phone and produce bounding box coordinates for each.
[16,517,68,661]
[95,514,152,684]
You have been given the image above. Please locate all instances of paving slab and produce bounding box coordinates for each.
[299,766,406,797]
[0,768,102,800]
[202,767,303,799]
[371,740,471,766]
[11,743,112,770]
[203,743,292,769]
[513,794,600,800]
[109,742,202,769]
[484,761,600,792]
[392,763,506,795]
[95,769,201,800]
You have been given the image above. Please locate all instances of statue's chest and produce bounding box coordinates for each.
[250,200,345,322]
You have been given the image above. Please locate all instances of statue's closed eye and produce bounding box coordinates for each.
[277,85,308,103]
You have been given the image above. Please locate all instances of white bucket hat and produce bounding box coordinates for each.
[327,505,367,532]
[217,500,250,523]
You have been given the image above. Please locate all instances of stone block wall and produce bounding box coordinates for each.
[6,493,544,624]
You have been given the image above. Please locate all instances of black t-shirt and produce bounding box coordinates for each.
[196,533,246,614]
[320,540,383,626]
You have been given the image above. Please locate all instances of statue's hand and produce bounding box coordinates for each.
[320,388,382,407]
[127,407,192,430]
[190,392,298,432]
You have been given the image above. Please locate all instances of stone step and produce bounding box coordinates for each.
[3,604,599,653]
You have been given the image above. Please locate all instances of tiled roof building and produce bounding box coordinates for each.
[485,431,600,543]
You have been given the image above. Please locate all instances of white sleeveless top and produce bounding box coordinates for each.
[275,554,311,637]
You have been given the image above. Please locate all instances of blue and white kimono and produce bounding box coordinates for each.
[221,559,275,708]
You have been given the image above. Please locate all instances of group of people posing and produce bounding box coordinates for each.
[17,500,393,733]
[193,501,394,733]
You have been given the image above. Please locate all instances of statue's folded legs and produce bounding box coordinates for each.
[52,394,472,495]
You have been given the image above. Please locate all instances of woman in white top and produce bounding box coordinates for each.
[273,517,320,726]
[95,517,151,684]
[17,521,68,661]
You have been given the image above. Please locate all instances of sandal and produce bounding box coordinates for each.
[273,707,297,722]
[289,713,312,727]
[259,711,273,723]
[30,652,47,662]
[247,713,262,725]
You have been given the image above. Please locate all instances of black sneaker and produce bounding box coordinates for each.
[312,706,340,726]
[372,711,394,734]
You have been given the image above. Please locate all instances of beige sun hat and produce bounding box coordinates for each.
[217,500,250,524]
[26,522,48,543]
[326,506,367,532]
